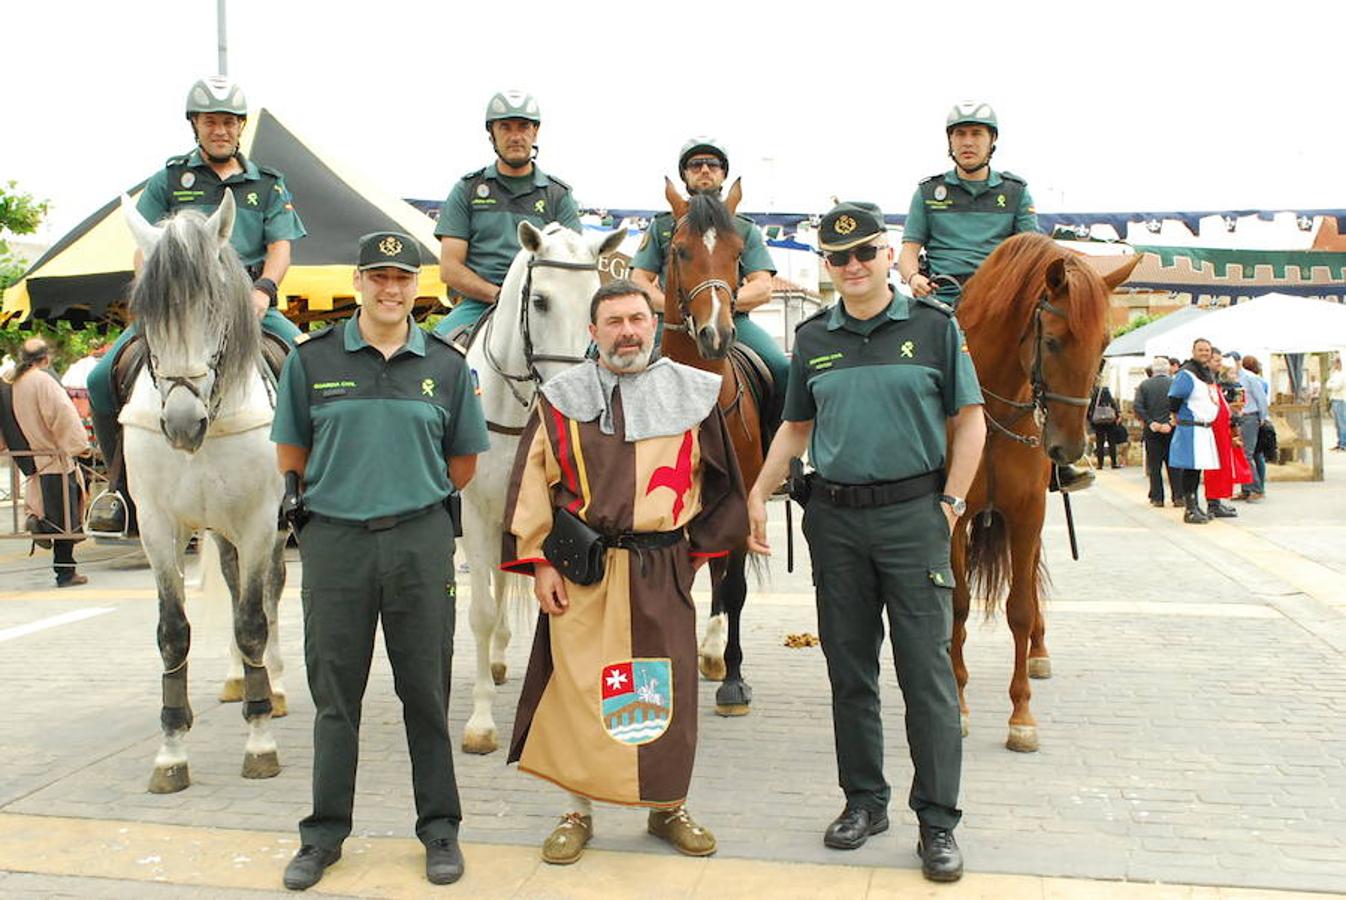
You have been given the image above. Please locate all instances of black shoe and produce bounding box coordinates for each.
[56,574,89,588]
[1053,463,1095,493]
[1208,500,1238,518]
[823,806,889,849]
[283,845,340,891]
[426,837,464,885]
[917,825,963,882]
[1150,499,1165,508]
[1171,497,1185,508]
[1183,495,1210,524]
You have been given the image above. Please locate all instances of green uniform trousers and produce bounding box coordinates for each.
[297,504,460,849]
[802,492,963,831]
[432,298,491,339]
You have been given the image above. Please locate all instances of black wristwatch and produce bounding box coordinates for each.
[939,494,967,516]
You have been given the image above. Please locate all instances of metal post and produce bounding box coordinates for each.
[217,0,228,75]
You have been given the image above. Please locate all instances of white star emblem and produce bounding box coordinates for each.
[605,669,628,692]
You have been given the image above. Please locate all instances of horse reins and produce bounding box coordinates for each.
[482,254,600,433]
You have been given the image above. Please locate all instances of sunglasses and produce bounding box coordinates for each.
[684,158,723,171]
[824,244,887,267]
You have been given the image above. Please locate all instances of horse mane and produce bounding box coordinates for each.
[131,209,259,409]
[683,192,736,238]
[958,232,1108,347]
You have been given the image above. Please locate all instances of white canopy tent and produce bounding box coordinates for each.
[1144,294,1346,360]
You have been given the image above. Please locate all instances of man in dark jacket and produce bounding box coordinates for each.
[1133,356,1181,507]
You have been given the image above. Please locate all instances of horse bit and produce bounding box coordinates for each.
[979,293,1092,448]
[483,255,600,412]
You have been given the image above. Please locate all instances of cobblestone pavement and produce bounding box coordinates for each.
[0,453,1342,897]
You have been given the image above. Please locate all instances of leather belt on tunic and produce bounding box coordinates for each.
[1176,420,1213,428]
[309,501,443,532]
[814,470,944,509]
[603,529,685,577]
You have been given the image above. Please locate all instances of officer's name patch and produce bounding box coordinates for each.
[807,352,844,370]
[314,380,356,390]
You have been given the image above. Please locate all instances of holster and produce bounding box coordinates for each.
[281,471,308,532]
[787,457,814,508]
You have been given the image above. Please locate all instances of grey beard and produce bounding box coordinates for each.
[599,342,652,373]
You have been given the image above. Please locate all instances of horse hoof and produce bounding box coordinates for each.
[1006,725,1039,753]
[148,764,190,794]
[242,750,281,779]
[1028,657,1053,679]
[698,655,726,682]
[960,713,969,738]
[715,704,750,717]
[270,693,288,718]
[219,678,244,703]
[462,731,498,755]
[490,663,507,686]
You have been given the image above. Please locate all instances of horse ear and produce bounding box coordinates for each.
[121,193,162,255]
[593,227,625,259]
[724,178,743,215]
[1045,258,1068,294]
[206,189,236,246]
[1102,253,1143,291]
[664,177,688,220]
[518,220,544,253]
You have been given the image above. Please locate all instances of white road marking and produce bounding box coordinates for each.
[0,607,115,643]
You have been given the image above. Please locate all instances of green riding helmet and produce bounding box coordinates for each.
[484,90,541,128]
[945,100,998,136]
[185,76,248,120]
[678,136,729,175]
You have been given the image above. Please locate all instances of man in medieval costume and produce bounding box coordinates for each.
[1168,337,1222,525]
[500,278,747,864]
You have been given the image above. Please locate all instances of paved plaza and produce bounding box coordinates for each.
[0,454,1343,898]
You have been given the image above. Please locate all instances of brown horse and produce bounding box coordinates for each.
[953,233,1139,752]
[659,177,766,716]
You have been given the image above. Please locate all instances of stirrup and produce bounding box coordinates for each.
[85,488,130,540]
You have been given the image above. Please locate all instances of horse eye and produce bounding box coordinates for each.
[1044,337,1063,353]
[531,294,549,312]
[675,245,691,262]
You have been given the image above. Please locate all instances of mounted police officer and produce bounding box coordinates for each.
[274,231,489,890]
[897,101,1091,492]
[747,202,985,883]
[87,75,306,534]
[630,137,790,408]
[432,90,582,339]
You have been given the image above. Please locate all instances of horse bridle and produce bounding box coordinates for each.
[979,293,1092,448]
[146,341,228,424]
[662,215,736,337]
[483,254,599,410]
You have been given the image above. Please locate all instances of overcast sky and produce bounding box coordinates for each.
[6,0,1339,242]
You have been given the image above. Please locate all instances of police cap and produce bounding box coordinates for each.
[357,232,422,272]
[818,201,886,252]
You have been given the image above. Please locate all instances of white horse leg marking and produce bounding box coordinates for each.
[463,511,502,754]
[698,612,728,681]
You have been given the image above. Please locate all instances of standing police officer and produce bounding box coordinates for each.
[630,137,789,402]
[87,75,306,534]
[273,232,489,890]
[747,203,985,883]
[432,90,581,339]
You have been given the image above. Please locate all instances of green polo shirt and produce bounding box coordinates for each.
[434,162,582,286]
[271,314,490,520]
[630,211,776,287]
[137,148,306,268]
[784,290,982,484]
[902,168,1039,278]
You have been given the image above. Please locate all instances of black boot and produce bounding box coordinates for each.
[1053,463,1095,493]
[1183,493,1209,524]
[1208,499,1238,518]
[88,406,135,535]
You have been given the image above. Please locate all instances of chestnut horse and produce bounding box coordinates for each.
[659,178,765,717]
[953,233,1139,752]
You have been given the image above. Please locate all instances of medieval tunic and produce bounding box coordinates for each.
[1,368,89,522]
[1168,363,1220,471]
[501,359,747,808]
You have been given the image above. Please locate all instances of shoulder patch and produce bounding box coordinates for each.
[545,172,572,191]
[999,171,1027,185]
[459,167,487,181]
[429,330,468,356]
[734,212,758,225]
[915,294,956,317]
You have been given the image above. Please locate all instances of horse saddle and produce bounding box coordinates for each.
[112,330,291,406]
[439,303,495,351]
[727,343,780,451]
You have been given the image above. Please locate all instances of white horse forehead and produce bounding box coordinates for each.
[703,228,717,255]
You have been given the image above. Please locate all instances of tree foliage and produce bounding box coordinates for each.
[1,180,49,291]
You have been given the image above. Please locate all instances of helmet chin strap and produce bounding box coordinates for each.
[947,141,995,176]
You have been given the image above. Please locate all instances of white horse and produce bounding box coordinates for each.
[120,192,288,793]
[459,221,624,754]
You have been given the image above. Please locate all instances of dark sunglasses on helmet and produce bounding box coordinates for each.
[824,244,887,267]
[684,158,724,171]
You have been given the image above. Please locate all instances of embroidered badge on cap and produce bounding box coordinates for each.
[379,236,404,256]
[834,215,856,235]
[601,659,672,746]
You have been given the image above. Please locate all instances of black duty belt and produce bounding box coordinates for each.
[814,470,944,509]
[310,501,443,532]
[1176,420,1213,428]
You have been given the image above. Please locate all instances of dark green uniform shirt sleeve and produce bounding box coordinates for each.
[262,174,306,243]
[903,187,929,246]
[944,318,984,415]
[433,180,472,240]
[556,189,582,232]
[270,350,311,447]
[1014,184,1040,235]
[739,223,776,275]
[630,220,667,273]
[782,349,815,421]
[136,169,173,226]
[443,357,490,458]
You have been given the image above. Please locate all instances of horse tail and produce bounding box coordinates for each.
[965,508,1012,620]
[503,570,535,636]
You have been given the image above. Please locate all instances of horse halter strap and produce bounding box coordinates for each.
[483,254,599,410]
[980,293,1092,448]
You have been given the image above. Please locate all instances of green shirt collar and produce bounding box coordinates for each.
[943,167,1003,189]
[826,288,909,333]
[487,161,551,189]
[342,312,426,356]
[184,147,261,181]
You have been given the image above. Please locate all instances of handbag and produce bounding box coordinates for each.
[1091,402,1117,425]
[542,507,607,586]
[1255,420,1278,458]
